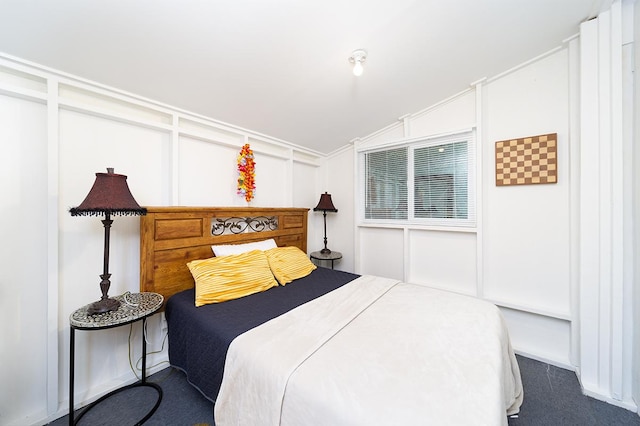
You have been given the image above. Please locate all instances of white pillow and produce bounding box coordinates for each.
[212,238,277,257]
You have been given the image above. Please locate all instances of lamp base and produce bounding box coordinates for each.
[87,298,121,315]
[320,247,332,255]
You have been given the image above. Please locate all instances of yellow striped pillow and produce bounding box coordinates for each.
[265,246,317,285]
[188,250,278,306]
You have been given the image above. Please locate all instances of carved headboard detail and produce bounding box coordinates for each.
[140,207,309,305]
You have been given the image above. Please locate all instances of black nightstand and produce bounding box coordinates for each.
[69,292,164,425]
[310,250,342,269]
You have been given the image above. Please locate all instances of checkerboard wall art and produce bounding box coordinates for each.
[495,133,557,186]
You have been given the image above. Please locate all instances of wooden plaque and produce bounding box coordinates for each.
[495,133,557,186]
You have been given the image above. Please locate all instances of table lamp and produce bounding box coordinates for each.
[313,192,338,254]
[70,168,147,315]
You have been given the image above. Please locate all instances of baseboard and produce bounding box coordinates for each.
[580,386,638,413]
[514,349,575,371]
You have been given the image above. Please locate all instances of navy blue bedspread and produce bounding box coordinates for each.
[164,266,359,402]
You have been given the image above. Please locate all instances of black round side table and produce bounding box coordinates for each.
[69,292,163,425]
[310,250,343,269]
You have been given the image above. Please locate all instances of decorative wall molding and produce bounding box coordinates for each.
[578,2,636,409]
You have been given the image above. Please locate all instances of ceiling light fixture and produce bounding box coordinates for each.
[349,49,367,76]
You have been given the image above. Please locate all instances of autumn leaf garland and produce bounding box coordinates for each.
[237,144,256,202]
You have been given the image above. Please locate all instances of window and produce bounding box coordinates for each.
[414,141,468,219]
[364,147,407,220]
[360,131,475,227]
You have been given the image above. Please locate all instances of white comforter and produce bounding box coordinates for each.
[215,275,523,425]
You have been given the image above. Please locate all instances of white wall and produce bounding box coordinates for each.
[483,49,572,318]
[332,1,637,410]
[316,145,356,273]
[351,47,576,366]
[0,55,324,426]
[350,45,576,356]
[355,90,478,287]
[0,94,49,425]
[482,48,575,369]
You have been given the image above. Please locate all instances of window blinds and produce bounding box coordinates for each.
[360,130,475,227]
[413,141,468,220]
[364,147,408,220]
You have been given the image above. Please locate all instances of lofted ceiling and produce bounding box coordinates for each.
[0,0,606,154]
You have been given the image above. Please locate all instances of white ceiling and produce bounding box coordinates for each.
[0,0,606,154]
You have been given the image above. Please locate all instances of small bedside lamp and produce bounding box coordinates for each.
[70,168,147,315]
[313,192,338,254]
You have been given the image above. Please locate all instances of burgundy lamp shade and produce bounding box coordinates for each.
[313,192,338,212]
[70,168,147,217]
[70,168,146,315]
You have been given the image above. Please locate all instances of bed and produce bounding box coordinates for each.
[140,206,523,425]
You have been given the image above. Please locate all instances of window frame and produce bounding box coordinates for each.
[358,129,476,229]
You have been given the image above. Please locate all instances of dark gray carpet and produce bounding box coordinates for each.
[509,356,640,426]
[49,355,639,425]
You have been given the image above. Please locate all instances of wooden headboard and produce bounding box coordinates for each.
[140,206,309,304]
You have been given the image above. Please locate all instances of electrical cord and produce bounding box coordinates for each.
[122,291,140,307]
[128,320,170,381]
